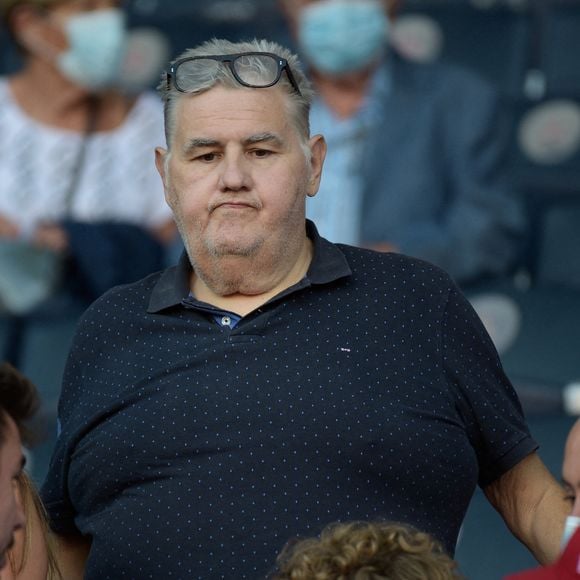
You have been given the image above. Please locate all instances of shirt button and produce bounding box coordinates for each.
[221,316,231,327]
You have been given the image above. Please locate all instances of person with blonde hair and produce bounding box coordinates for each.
[273,521,463,580]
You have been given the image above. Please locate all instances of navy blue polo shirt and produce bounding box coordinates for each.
[42,221,537,580]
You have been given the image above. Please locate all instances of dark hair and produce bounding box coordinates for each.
[0,362,40,446]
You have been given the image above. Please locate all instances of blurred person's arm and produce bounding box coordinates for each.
[484,451,568,565]
[32,224,69,253]
[0,214,19,239]
[32,219,177,252]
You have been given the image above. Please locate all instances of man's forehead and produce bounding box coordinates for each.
[175,86,290,130]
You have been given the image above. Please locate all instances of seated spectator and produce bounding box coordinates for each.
[272,520,463,579]
[279,0,525,286]
[504,419,580,579]
[0,0,174,423]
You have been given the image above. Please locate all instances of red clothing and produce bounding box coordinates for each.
[505,529,580,579]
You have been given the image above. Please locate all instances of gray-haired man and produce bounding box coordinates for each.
[41,38,567,579]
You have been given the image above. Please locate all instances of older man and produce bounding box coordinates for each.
[41,39,567,579]
[279,0,525,286]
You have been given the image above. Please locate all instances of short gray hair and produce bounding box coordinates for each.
[157,38,315,148]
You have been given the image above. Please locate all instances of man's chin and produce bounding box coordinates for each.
[205,234,264,259]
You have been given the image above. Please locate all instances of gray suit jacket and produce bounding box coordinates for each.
[359,53,525,284]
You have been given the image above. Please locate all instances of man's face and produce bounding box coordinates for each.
[156,85,324,280]
[0,417,25,572]
[563,420,580,517]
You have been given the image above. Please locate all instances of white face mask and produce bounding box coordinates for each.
[561,515,580,550]
[298,0,389,75]
[57,8,128,90]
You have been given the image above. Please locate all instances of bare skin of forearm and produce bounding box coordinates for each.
[484,453,568,564]
[0,214,19,239]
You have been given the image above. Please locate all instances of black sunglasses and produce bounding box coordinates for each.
[166,52,302,96]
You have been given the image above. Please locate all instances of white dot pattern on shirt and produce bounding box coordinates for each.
[43,249,534,579]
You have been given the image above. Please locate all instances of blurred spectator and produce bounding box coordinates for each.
[272,520,463,579]
[0,363,60,579]
[504,419,580,579]
[0,0,174,421]
[279,0,525,286]
[0,363,37,576]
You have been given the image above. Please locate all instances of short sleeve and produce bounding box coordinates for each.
[441,285,538,487]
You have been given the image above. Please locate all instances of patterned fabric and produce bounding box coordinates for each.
[0,79,171,232]
[42,223,537,580]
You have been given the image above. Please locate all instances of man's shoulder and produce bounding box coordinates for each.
[80,268,168,322]
[338,245,455,291]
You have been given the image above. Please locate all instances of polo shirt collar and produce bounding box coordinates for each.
[147,220,351,314]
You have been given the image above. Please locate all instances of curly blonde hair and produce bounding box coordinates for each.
[272,521,463,580]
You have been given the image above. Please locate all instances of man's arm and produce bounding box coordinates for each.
[484,451,569,564]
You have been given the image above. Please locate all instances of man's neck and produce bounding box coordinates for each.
[190,238,313,317]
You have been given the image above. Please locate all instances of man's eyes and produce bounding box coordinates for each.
[251,149,273,158]
[197,152,219,162]
[193,149,274,162]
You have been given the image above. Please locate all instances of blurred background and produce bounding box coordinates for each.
[1,0,579,577]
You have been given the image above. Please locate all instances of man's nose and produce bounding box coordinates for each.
[218,152,252,191]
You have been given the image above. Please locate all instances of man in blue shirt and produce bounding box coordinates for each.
[280,0,525,285]
[41,38,567,579]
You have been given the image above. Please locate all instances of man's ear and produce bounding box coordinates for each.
[155,147,172,204]
[306,134,327,198]
[155,147,167,183]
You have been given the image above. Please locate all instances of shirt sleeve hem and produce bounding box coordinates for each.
[479,436,540,488]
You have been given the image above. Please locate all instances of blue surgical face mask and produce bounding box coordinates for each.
[561,515,580,550]
[298,0,389,75]
[57,8,128,90]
